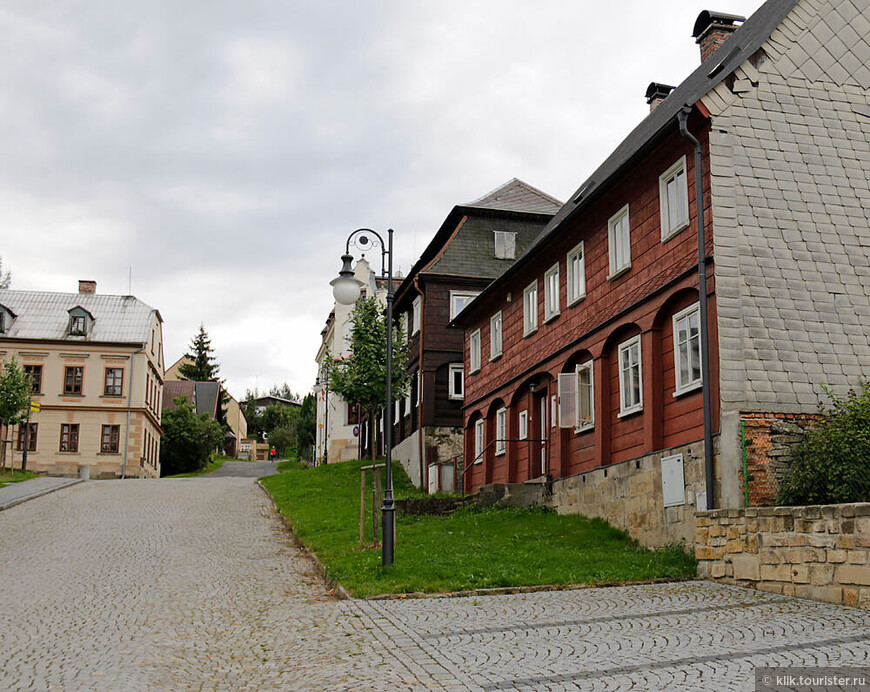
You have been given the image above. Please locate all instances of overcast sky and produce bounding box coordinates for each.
[1,0,765,400]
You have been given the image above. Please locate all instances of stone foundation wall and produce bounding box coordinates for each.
[548,439,709,548]
[696,504,870,608]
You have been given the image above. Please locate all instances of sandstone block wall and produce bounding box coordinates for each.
[549,440,708,548]
[696,503,870,608]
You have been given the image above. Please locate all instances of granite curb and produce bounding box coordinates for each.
[0,477,84,511]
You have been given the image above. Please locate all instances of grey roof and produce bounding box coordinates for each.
[394,179,561,305]
[459,0,798,314]
[464,178,563,215]
[0,289,160,344]
[535,0,797,246]
[195,381,220,418]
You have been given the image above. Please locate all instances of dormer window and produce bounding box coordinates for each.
[494,231,516,259]
[0,304,15,333]
[67,306,93,337]
[70,316,86,335]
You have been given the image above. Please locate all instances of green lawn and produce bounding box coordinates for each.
[165,454,231,478]
[260,459,696,598]
[0,470,39,488]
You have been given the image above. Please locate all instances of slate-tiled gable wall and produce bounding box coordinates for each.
[707,0,870,414]
[426,215,545,278]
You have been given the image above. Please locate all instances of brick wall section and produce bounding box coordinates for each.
[696,503,870,609]
[739,411,820,506]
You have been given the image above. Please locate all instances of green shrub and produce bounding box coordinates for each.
[777,381,870,505]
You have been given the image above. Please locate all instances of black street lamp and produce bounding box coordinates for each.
[331,228,395,567]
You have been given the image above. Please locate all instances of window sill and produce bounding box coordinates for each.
[574,424,594,434]
[673,381,703,397]
[101,394,124,399]
[523,327,538,338]
[469,367,481,375]
[448,394,464,401]
[489,352,502,362]
[566,295,586,308]
[495,449,506,457]
[58,451,81,455]
[607,265,631,282]
[61,394,84,398]
[98,452,120,456]
[617,406,643,419]
[543,311,559,324]
[661,220,690,243]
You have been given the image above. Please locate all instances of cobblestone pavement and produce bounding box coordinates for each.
[2,477,869,691]
[209,459,279,478]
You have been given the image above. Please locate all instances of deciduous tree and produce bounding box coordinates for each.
[159,396,225,475]
[0,359,31,470]
[325,296,409,459]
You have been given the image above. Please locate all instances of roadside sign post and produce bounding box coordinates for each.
[22,400,40,473]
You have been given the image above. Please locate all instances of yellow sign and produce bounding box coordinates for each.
[30,401,41,413]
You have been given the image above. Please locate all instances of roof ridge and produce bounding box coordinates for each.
[463,178,563,213]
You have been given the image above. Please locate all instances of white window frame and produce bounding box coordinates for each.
[543,263,560,322]
[490,311,503,360]
[494,231,517,259]
[450,291,479,320]
[399,312,409,338]
[576,360,595,432]
[660,155,690,242]
[474,418,485,463]
[411,296,421,334]
[518,410,528,440]
[673,302,703,396]
[607,204,631,279]
[618,335,643,416]
[523,280,538,336]
[448,363,464,400]
[469,329,481,374]
[566,241,586,307]
[495,407,507,455]
[416,370,421,405]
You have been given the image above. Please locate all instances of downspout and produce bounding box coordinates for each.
[122,345,146,479]
[677,105,715,510]
[413,275,425,491]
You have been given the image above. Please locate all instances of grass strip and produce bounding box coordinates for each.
[0,470,39,488]
[260,459,696,598]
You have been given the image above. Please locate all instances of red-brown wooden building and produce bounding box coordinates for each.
[454,1,870,546]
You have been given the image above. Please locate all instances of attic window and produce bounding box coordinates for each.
[70,315,86,335]
[0,305,15,333]
[494,231,516,260]
[67,306,93,336]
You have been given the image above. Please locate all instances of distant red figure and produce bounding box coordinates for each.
[270,446,276,460]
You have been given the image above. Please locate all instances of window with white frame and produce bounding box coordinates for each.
[400,312,409,338]
[607,204,631,278]
[494,231,517,259]
[495,408,507,455]
[544,263,560,322]
[490,311,503,360]
[474,418,485,463]
[417,370,422,404]
[576,360,594,430]
[523,280,538,336]
[448,363,464,400]
[405,372,413,411]
[660,155,689,241]
[566,241,586,306]
[450,291,479,319]
[618,335,643,415]
[673,303,702,395]
[412,296,421,334]
[518,410,528,440]
[469,329,481,373]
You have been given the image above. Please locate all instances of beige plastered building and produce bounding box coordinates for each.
[0,281,164,478]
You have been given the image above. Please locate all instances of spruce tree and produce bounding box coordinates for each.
[178,325,220,381]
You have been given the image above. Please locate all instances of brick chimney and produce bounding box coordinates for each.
[692,11,745,63]
[78,280,97,295]
[645,82,675,112]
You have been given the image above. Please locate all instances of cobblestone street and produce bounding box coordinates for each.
[1,476,869,691]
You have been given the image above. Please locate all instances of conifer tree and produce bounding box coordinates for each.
[178,325,220,381]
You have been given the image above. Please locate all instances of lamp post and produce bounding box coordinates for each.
[331,228,396,567]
